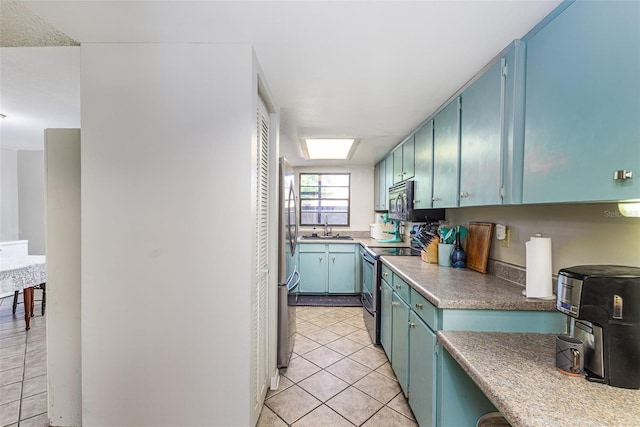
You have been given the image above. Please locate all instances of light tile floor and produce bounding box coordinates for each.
[0,297,416,427]
[0,294,48,427]
[258,306,417,427]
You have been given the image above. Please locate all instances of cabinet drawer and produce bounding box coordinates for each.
[411,288,439,331]
[381,264,393,284]
[328,244,355,253]
[392,275,411,303]
[298,243,326,253]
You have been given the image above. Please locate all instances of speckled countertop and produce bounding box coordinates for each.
[381,256,556,311]
[438,331,640,427]
[298,236,410,248]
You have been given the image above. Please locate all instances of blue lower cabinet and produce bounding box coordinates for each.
[328,251,356,293]
[409,311,437,427]
[391,292,410,395]
[438,350,497,427]
[297,243,357,294]
[298,251,327,293]
[378,265,565,426]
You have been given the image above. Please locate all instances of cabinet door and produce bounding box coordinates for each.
[409,311,437,427]
[413,121,433,209]
[459,60,503,206]
[378,161,387,210]
[385,155,394,206]
[523,1,640,203]
[380,280,393,361]
[374,160,387,211]
[374,162,381,210]
[393,137,416,185]
[432,98,461,208]
[328,252,356,293]
[298,252,327,293]
[393,147,403,185]
[402,136,415,181]
[391,292,410,395]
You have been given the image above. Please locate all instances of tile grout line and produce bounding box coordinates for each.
[16,314,29,425]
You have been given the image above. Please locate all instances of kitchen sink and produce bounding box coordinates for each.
[300,235,353,240]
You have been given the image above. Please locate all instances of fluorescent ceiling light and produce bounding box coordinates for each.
[301,138,359,160]
[618,201,640,217]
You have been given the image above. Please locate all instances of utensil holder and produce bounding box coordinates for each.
[422,239,439,263]
[438,243,454,266]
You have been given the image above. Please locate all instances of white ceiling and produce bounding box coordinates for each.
[1,0,562,166]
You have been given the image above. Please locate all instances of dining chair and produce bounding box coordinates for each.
[12,282,46,317]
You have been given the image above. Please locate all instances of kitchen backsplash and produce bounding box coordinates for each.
[446,202,640,270]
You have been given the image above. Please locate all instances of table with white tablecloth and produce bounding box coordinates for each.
[0,256,46,330]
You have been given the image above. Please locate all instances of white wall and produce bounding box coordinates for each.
[1,148,19,241]
[1,148,46,253]
[295,165,374,233]
[81,43,257,426]
[45,129,82,426]
[18,150,45,254]
[446,203,640,270]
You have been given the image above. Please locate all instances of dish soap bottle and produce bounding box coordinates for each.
[450,226,466,268]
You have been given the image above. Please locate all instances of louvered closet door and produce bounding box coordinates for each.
[252,96,270,413]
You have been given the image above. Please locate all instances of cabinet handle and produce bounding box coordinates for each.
[383,272,389,277]
[415,303,423,309]
[613,170,633,180]
[331,257,335,263]
[460,192,470,198]
[391,301,400,307]
[432,196,441,202]
[408,322,415,328]
[319,257,323,262]
[395,284,402,290]
[403,172,407,175]
[414,200,420,204]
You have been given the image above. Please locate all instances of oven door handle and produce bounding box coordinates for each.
[360,248,377,265]
[361,295,375,316]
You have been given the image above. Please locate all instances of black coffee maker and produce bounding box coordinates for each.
[557,265,640,389]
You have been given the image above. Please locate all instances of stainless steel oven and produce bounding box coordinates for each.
[360,245,419,344]
[360,246,379,344]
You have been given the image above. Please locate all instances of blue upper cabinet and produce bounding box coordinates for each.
[385,154,394,202]
[432,97,461,208]
[459,60,503,206]
[523,0,640,203]
[459,42,526,206]
[374,160,387,211]
[393,136,416,185]
[413,121,434,209]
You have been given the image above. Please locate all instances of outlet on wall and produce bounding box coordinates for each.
[501,228,510,248]
[495,224,510,248]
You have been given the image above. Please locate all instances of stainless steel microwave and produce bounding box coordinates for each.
[388,181,414,221]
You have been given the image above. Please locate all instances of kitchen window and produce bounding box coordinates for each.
[299,173,350,226]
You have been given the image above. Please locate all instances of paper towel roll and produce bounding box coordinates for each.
[525,236,553,298]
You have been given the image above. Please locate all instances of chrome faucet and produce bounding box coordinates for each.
[324,215,330,236]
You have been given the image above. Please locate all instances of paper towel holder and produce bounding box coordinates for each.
[524,233,555,300]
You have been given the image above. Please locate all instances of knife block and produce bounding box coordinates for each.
[421,239,439,264]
